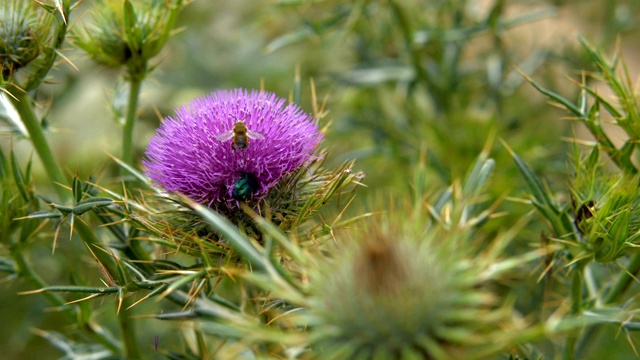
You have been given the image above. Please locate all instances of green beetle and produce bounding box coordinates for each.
[232,173,260,201]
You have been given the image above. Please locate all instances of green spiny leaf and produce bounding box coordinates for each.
[72,197,114,216]
[22,285,120,294]
[51,203,73,214]
[19,211,62,220]
[582,85,623,119]
[161,268,207,297]
[247,209,307,265]
[521,71,584,118]
[506,144,554,209]
[505,141,577,237]
[462,156,495,198]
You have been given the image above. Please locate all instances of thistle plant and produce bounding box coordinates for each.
[130,86,360,256]
[0,0,70,91]
[167,152,557,359]
[509,39,640,358]
[310,227,516,359]
[0,0,72,201]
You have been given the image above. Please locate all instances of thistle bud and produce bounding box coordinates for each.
[0,0,52,80]
[570,147,640,262]
[74,0,184,79]
[309,219,527,359]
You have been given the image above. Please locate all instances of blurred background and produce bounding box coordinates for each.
[2,0,640,358]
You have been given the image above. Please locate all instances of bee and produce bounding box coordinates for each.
[232,173,260,201]
[215,120,264,150]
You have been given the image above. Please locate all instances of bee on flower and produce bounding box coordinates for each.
[215,119,265,150]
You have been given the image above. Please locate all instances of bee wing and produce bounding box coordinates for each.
[215,130,235,141]
[246,129,265,140]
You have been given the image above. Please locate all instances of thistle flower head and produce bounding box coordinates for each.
[143,89,323,207]
[0,0,51,79]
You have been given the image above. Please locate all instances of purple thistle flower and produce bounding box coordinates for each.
[143,89,323,206]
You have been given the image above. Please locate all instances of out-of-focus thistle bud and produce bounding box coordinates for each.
[308,217,530,359]
[299,155,539,359]
[74,0,185,80]
[0,0,53,82]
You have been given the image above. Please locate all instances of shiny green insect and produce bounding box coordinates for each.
[232,173,260,201]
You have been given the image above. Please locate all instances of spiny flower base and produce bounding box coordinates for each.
[132,157,360,258]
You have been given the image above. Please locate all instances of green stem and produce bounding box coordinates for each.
[118,299,141,359]
[116,73,145,358]
[7,86,68,201]
[122,77,143,167]
[0,90,121,273]
[563,265,584,360]
[576,253,640,357]
[603,253,640,304]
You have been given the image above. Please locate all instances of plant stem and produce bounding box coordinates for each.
[116,73,146,358]
[122,77,143,167]
[118,300,141,359]
[6,86,68,201]
[603,253,640,304]
[563,265,584,360]
[575,253,640,357]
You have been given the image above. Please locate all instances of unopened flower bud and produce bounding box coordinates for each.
[0,1,52,80]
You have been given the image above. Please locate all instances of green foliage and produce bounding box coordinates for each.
[266,0,568,193]
[522,37,640,175]
[511,39,640,358]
